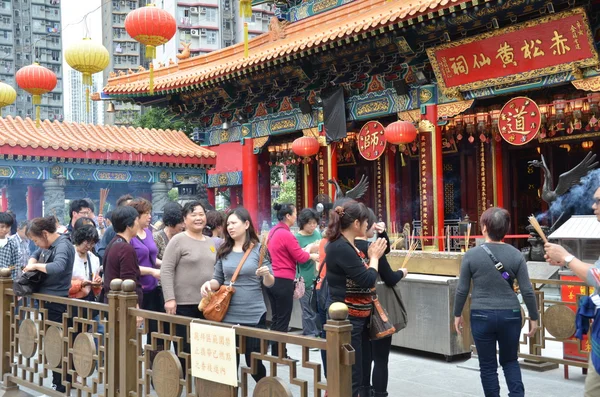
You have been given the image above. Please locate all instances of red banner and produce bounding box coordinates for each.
[428,8,598,93]
[358,121,387,161]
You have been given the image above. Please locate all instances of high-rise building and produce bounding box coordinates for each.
[156,1,274,64]
[0,0,64,121]
[68,69,102,125]
[101,0,149,126]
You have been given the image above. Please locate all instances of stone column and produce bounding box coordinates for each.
[151,181,170,217]
[7,183,28,224]
[43,178,66,223]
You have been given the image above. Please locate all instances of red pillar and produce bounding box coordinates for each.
[258,150,272,227]
[207,187,215,208]
[1,187,6,212]
[420,85,444,250]
[327,145,338,200]
[492,138,504,208]
[242,138,259,223]
[385,150,397,232]
[303,162,314,209]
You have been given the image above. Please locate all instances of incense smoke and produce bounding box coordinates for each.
[540,168,600,222]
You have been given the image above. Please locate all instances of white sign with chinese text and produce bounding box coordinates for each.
[190,322,238,387]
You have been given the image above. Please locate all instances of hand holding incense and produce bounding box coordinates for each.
[528,215,548,243]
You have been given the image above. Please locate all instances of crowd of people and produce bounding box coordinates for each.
[0,194,412,397]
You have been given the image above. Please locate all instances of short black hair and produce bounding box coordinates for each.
[273,203,295,221]
[480,207,511,241]
[116,194,134,207]
[0,212,14,227]
[70,199,91,217]
[366,207,377,231]
[72,224,99,246]
[74,217,96,231]
[105,211,113,221]
[111,206,139,233]
[182,201,206,218]
[162,205,184,227]
[298,208,319,231]
[83,198,95,213]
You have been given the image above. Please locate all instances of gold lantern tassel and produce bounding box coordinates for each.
[33,94,41,127]
[86,87,90,114]
[244,22,249,58]
[401,152,406,167]
[400,144,406,166]
[149,62,154,95]
[240,0,252,18]
[145,45,156,59]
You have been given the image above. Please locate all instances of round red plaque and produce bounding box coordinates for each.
[498,97,541,146]
[358,121,387,160]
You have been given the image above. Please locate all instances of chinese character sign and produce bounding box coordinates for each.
[358,121,387,161]
[427,8,598,93]
[190,323,238,387]
[419,131,434,247]
[498,97,541,145]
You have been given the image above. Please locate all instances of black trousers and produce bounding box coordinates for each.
[175,304,204,375]
[266,277,295,357]
[364,335,393,394]
[45,302,71,393]
[349,315,371,397]
[142,287,166,348]
[235,313,268,383]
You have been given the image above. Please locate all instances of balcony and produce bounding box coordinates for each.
[0,20,11,30]
[45,10,61,21]
[0,5,11,16]
[0,35,12,45]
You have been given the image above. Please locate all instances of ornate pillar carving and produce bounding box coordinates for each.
[43,177,66,223]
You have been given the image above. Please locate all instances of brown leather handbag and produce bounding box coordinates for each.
[200,243,255,322]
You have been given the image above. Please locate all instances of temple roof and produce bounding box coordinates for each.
[0,116,216,168]
[103,0,468,96]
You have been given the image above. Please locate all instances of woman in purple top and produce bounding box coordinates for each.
[129,198,162,349]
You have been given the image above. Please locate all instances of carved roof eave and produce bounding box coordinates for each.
[397,99,475,121]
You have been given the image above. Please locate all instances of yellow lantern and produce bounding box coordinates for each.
[0,82,16,117]
[65,38,109,113]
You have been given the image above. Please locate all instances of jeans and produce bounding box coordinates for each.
[349,315,371,397]
[470,309,524,397]
[234,313,268,383]
[299,288,320,337]
[266,277,294,357]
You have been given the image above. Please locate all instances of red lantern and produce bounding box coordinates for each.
[385,120,417,144]
[16,63,57,127]
[125,4,176,94]
[292,137,320,158]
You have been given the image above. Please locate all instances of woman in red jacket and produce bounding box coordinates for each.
[267,203,319,358]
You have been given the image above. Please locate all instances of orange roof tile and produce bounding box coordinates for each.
[104,0,469,96]
[0,116,216,167]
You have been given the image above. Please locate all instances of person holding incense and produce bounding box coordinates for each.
[325,200,387,397]
[356,208,406,397]
[201,207,273,384]
[454,207,538,397]
[544,184,600,396]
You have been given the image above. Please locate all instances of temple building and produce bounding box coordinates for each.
[99,0,600,251]
[0,116,215,223]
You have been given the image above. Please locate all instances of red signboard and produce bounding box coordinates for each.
[427,8,598,94]
[358,121,387,161]
[498,97,541,145]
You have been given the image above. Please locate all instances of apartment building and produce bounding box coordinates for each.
[0,0,64,121]
[101,0,149,126]
[68,68,102,125]
[156,0,274,62]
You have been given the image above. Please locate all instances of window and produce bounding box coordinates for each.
[51,50,59,61]
[129,1,136,9]
[205,8,216,22]
[206,31,217,45]
[52,93,60,100]
[184,8,189,17]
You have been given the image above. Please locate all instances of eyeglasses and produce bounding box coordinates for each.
[78,211,91,216]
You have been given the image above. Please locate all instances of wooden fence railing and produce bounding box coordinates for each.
[0,269,353,396]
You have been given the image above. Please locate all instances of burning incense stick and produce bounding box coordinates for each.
[528,215,548,243]
[464,223,472,251]
[257,234,268,268]
[99,188,110,216]
[401,233,418,269]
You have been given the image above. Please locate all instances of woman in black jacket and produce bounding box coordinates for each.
[355,209,407,397]
[325,200,387,397]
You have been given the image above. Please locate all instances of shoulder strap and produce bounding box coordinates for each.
[86,253,93,280]
[480,244,514,289]
[230,243,255,285]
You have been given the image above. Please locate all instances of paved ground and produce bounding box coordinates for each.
[0,339,586,397]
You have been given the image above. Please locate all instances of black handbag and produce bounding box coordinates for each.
[375,275,408,333]
[369,293,397,340]
[13,271,47,297]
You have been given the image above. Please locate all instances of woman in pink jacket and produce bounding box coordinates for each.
[267,203,319,358]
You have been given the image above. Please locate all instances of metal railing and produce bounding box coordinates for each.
[0,270,353,396]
